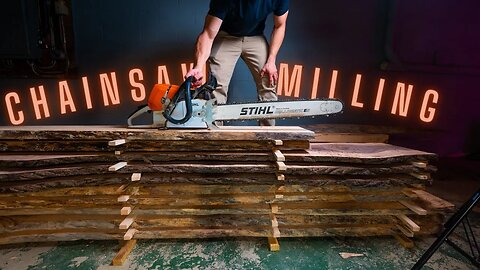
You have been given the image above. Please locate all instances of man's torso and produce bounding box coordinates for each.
[209,0,289,37]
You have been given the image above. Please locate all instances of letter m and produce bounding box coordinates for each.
[277,64,302,98]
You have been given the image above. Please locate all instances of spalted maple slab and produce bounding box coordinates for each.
[0,173,427,194]
[0,183,408,198]
[0,173,278,193]
[0,160,434,182]
[0,206,419,217]
[0,140,310,152]
[0,215,400,233]
[0,215,121,233]
[277,226,395,237]
[303,124,407,143]
[285,143,436,164]
[135,225,395,239]
[303,124,407,134]
[284,174,427,188]
[0,229,123,245]
[0,223,440,245]
[0,126,314,141]
[411,189,455,210]
[286,164,434,176]
[0,144,437,168]
[0,152,275,168]
[0,163,281,182]
[0,213,445,244]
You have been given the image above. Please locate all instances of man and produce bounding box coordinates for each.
[186,0,289,126]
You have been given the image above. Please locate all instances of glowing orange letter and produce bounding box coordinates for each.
[391,82,413,117]
[420,89,439,123]
[351,74,364,108]
[277,63,302,98]
[374,78,386,111]
[82,76,93,109]
[5,92,24,125]
[30,86,51,119]
[129,68,146,102]
[329,70,338,98]
[311,68,321,99]
[157,65,171,85]
[58,81,77,114]
[99,72,120,106]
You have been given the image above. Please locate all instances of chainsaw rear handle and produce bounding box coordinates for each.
[162,76,194,125]
[127,104,150,127]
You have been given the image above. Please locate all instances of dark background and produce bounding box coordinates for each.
[0,0,479,158]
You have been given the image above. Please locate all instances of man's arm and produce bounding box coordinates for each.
[186,15,223,85]
[261,11,289,87]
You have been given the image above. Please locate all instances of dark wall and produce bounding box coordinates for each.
[1,0,479,157]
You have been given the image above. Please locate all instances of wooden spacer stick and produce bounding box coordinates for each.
[393,233,414,249]
[268,237,280,252]
[273,149,285,162]
[276,162,287,172]
[273,227,281,238]
[276,174,285,181]
[131,173,142,182]
[109,162,127,172]
[121,207,132,216]
[270,204,279,214]
[402,189,418,198]
[411,161,428,168]
[410,172,430,180]
[112,239,137,266]
[271,215,279,227]
[273,140,283,146]
[396,214,420,232]
[109,139,126,146]
[115,151,122,155]
[119,217,135,230]
[117,195,130,203]
[396,224,414,238]
[123,228,137,240]
[399,200,427,215]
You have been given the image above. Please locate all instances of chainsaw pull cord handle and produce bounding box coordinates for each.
[162,76,194,125]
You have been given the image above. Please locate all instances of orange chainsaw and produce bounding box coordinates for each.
[127,75,343,129]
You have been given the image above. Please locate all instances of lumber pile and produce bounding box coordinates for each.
[0,125,453,251]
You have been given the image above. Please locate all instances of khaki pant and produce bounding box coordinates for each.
[209,31,277,126]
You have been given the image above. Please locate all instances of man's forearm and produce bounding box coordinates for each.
[267,10,289,65]
[193,15,222,70]
[194,32,214,70]
[267,24,286,64]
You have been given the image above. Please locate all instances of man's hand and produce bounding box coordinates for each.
[185,68,204,88]
[261,61,278,87]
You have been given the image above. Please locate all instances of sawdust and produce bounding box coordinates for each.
[237,240,261,266]
[0,244,54,270]
[68,256,88,268]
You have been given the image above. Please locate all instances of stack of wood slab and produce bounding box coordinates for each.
[0,125,453,249]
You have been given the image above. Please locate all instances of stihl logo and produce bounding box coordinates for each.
[240,106,275,116]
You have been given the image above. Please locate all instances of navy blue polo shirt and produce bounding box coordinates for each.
[208,0,289,37]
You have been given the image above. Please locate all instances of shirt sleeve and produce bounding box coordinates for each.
[274,0,289,16]
[208,0,228,20]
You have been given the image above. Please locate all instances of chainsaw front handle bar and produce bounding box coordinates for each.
[162,76,194,125]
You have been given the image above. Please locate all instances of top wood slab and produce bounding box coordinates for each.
[0,126,315,141]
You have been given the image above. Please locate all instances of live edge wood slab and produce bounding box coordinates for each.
[0,125,450,262]
[0,125,315,141]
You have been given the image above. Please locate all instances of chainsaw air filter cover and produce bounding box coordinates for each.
[147,84,180,111]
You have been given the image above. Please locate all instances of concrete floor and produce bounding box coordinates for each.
[0,157,479,270]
